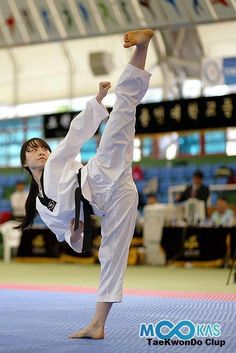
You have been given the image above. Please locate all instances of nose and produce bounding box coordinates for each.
[38,148,46,156]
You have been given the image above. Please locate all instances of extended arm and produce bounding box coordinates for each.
[176,186,190,202]
[48,82,111,163]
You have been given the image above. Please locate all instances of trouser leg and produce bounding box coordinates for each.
[94,64,151,183]
[97,180,138,302]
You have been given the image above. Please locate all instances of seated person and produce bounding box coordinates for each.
[146,193,158,205]
[10,181,28,219]
[211,197,234,227]
[135,194,158,237]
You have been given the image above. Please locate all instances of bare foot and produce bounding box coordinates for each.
[68,324,104,339]
[124,29,154,48]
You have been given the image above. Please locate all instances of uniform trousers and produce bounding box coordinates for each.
[86,63,151,302]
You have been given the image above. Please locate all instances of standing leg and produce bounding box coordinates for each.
[69,28,153,340]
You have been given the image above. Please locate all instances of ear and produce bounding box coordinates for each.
[23,162,28,167]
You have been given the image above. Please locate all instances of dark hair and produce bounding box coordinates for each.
[146,193,157,199]
[218,195,228,202]
[193,170,204,179]
[15,180,26,186]
[15,138,51,231]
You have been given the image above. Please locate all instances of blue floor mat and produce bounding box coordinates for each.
[0,290,235,353]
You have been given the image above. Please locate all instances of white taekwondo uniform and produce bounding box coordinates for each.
[36,63,151,302]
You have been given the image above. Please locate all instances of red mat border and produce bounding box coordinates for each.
[0,283,235,302]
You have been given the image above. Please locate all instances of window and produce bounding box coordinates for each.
[158,133,179,159]
[142,138,152,157]
[205,131,225,154]
[80,139,97,162]
[179,133,200,156]
[0,116,43,167]
[226,128,236,156]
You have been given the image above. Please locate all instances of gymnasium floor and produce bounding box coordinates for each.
[0,263,235,353]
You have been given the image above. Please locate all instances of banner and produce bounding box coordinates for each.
[52,0,82,38]
[0,0,236,48]
[0,18,7,47]
[224,58,236,85]
[33,0,61,41]
[0,0,24,45]
[14,0,42,43]
[210,0,236,20]
[73,0,101,35]
[44,95,236,138]
[44,111,77,138]
[135,94,236,134]
[202,57,236,86]
[136,0,167,28]
[159,0,190,25]
[202,58,224,86]
[115,1,141,30]
[161,226,228,261]
[93,0,123,32]
[183,0,214,23]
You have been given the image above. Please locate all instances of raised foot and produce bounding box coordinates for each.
[124,29,154,48]
[68,325,105,340]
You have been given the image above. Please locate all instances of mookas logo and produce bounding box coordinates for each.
[139,320,225,347]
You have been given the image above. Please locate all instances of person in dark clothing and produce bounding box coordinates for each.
[176,170,209,204]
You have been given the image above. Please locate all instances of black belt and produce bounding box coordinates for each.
[38,171,57,212]
[39,170,93,254]
[74,169,94,253]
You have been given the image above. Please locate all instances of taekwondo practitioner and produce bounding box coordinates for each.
[18,28,154,339]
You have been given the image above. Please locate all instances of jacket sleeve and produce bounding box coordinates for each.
[47,97,108,164]
[200,186,210,202]
[178,186,190,202]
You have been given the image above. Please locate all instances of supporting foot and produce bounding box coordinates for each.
[68,324,105,340]
[124,29,154,48]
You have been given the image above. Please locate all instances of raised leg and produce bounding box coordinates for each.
[124,28,154,69]
[92,29,153,186]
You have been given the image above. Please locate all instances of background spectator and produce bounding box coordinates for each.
[211,196,234,227]
[176,170,209,204]
[10,181,28,219]
[146,193,158,205]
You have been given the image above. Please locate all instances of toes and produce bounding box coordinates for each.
[123,43,132,48]
[68,333,85,339]
[124,33,129,42]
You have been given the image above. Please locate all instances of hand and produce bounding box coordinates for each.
[175,194,181,202]
[96,81,111,103]
[69,218,84,243]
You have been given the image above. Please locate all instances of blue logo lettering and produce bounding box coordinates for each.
[155,320,195,340]
[139,323,155,338]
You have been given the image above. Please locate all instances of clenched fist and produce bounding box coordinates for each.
[96,81,111,103]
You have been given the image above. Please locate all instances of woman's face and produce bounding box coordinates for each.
[24,143,50,171]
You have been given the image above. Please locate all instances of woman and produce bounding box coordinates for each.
[18,29,153,339]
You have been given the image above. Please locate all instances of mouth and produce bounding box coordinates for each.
[38,157,46,161]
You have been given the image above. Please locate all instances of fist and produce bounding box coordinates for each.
[96,81,111,103]
[70,218,84,233]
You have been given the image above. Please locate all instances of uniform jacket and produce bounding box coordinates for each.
[36,98,108,251]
